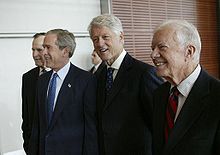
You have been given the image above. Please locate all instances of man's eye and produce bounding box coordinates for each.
[103,36,110,40]
[92,38,98,42]
[159,45,167,50]
[37,49,44,52]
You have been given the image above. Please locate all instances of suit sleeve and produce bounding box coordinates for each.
[28,82,40,155]
[21,74,30,153]
[83,75,99,155]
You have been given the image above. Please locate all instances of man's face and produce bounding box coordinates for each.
[43,34,67,72]
[91,50,102,65]
[32,35,45,67]
[151,27,189,83]
[90,26,124,65]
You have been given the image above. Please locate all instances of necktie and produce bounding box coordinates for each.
[47,73,58,124]
[106,67,114,95]
[165,86,180,142]
[91,66,96,74]
[39,68,46,76]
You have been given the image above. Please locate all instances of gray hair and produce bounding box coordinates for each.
[46,29,76,58]
[33,32,46,39]
[87,14,123,36]
[155,20,201,63]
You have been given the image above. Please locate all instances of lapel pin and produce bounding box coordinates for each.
[68,83,71,88]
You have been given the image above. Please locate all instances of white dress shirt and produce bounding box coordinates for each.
[48,62,70,110]
[107,49,127,80]
[173,64,201,122]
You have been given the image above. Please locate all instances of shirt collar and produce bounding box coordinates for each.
[107,49,127,69]
[52,62,70,81]
[176,64,201,97]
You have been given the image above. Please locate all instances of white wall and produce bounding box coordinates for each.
[0,0,100,154]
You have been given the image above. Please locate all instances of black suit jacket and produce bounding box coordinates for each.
[90,61,106,76]
[29,63,99,155]
[152,69,220,155]
[21,67,40,153]
[96,53,163,155]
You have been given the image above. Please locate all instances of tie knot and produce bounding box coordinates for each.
[107,67,114,74]
[52,73,58,78]
[171,86,180,96]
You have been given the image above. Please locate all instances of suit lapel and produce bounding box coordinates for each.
[164,70,210,153]
[104,53,133,110]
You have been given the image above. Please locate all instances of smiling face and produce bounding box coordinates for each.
[90,25,124,65]
[43,33,69,72]
[151,27,194,85]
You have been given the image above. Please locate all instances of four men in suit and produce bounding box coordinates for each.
[21,32,46,154]
[29,29,99,155]
[22,15,219,155]
[151,20,220,155]
[88,14,163,155]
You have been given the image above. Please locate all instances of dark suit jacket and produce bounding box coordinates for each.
[90,61,106,76]
[152,69,220,155]
[96,53,163,155]
[21,67,40,153]
[29,63,99,155]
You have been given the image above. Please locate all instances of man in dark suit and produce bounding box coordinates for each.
[88,14,163,155]
[151,20,220,155]
[29,29,99,155]
[89,50,105,75]
[21,32,46,154]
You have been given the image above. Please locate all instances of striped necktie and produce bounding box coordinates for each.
[165,86,180,142]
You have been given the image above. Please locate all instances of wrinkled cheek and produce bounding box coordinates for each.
[156,65,169,77]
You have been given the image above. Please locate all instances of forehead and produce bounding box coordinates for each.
[153,27,176,43]
[91,25,115,36]
[33,35,45,44]
[44,34,57,44]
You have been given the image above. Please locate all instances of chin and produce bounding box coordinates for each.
[156,70,167,78]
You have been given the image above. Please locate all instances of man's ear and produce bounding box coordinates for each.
[120,31,125,44]
[185,44,196,59]
[63,47,70,57]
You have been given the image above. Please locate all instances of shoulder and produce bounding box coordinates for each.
[70,64,95,80]
[125,54,156,72]
[201,69,220,91]
[22,67,39,79]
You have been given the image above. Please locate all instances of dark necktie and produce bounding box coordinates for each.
[165,86,180,142]
[91,66,96,74]
[106,67,114,95]
[47,73,58,124]
[40,68,46,76]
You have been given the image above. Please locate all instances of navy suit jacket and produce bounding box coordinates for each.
[29,63,99,155]
[152,69,220,155]
[21,67,40,153]
[96,53,163,155]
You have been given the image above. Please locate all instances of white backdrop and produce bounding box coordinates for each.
[0,0,100,154]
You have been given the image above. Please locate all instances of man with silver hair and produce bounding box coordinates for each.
[29,29,99,155]
[151,20,220,155]
[88,14,163,155]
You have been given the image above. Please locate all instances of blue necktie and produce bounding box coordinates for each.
[106,67,114,95]
[47,73,58,124]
